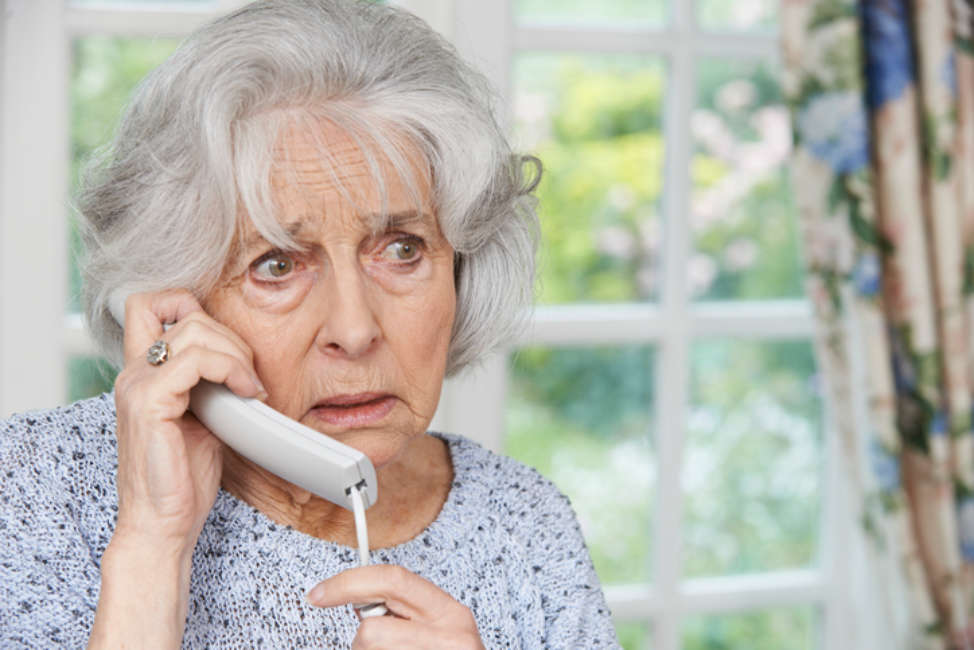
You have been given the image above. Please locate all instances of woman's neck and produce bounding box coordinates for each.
[219,434,453,549]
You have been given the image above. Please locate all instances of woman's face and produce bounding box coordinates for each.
[205,122,456,469]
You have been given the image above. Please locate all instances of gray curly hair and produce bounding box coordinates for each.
[79,0,540,376]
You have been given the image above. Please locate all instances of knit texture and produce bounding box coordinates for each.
[1,394,619,648]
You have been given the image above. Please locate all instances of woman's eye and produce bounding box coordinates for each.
[382,238,422,262]
[253,253,295,280]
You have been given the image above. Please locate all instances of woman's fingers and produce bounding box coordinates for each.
[119,290,262,399]
[351,617,428,650]
[122,290,205,364]
[129,344,266,408]
[352,617,481,650]
[162,309,256,368]
[308,566,483,649]
[307,565,473,626]
[307,566,484,649]
[151,326,263,399]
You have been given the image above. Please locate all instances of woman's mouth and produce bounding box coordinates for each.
[309,393,397,428]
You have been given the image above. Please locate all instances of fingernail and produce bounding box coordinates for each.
[306,584,325,604]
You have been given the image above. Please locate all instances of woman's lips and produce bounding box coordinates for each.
[309,393,396,428]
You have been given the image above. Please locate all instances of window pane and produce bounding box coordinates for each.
[684,340,822,577]
[68,356,117,403]
[683,606,817,650]
[696,0,777,33]
[515,0,666,28]
[514,54,666,304]
[690,58,802,301]
[505,346,655,584]
[69,36,181,312]
[617,621,651,650]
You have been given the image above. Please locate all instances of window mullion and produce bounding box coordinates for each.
[652,0,695,647]
[819,287,869,650]
[821,414,853,650]
[513,27,777,59]
[518,301,815,346]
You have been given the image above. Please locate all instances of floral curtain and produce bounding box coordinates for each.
[782,0,974,646]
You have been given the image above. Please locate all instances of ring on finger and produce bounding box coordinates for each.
[146,339,171,366]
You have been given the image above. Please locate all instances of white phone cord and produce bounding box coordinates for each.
[349,485,371,566]
[349,485,389,618]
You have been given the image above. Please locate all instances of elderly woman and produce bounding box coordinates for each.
[0,0,617,647]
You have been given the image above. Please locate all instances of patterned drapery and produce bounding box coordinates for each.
[782,0,974,646]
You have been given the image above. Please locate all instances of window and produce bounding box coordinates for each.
[0,1,850,647]
[440,1,849,648]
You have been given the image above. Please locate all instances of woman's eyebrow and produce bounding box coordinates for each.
[238,210,432,252]
[373,209,432,232]
[239,220,308,252]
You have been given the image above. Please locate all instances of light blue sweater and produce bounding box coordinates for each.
[0,394,619,648]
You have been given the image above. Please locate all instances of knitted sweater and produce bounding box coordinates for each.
[0,394,619,648]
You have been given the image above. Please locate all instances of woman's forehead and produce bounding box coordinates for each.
[269,121,431,220]
[233,121,436,253]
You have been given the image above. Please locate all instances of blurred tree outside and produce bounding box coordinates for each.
[514,54,666,304]
[684,340,822,579]
[691,58,803,301]
[683,606,817,650]
[507,345,656,586]
[696,0,778,32]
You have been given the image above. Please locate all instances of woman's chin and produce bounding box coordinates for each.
[327,427,416,470]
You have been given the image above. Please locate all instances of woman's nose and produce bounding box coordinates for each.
[315,269,381,359]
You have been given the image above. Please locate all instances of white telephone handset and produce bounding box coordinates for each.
[108,293,378,511]
[109,293,388,617]
[187,381,379,510]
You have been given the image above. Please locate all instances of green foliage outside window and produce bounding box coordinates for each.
[691,58,804,301]
[683,606,817,650]
[684,340,822,579]
[515,55,665,304]
[507,346,656,585]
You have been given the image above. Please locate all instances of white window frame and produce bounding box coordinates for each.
[0,1,873,648]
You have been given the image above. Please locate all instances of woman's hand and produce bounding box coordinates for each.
[307,565,486,649]
[110,289,265,551]
[89,289,266,649]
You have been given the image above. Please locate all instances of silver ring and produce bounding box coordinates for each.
[146,339,170,366]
